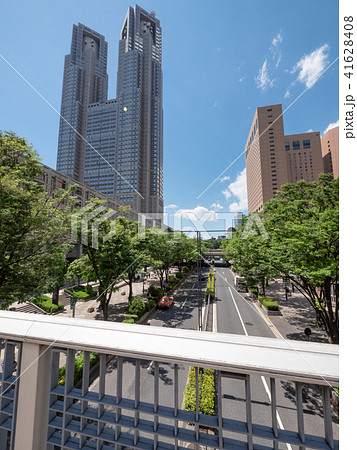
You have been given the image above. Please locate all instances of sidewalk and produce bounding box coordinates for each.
[55,270,176,322]
[262,279,329,343]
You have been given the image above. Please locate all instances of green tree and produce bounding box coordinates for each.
[263,174,339,343]
[0,131,74,309]
[116,218,150,304]
[67,204,142,320]
[223,217,276,294]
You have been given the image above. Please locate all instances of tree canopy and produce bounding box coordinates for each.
[0,131,74,309]
[224,174,339,343]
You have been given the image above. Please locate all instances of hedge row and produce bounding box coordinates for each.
[205,270,215,299]
[58,352,99,386]
[258,295,279,311]
[31,295,64,313]
[183,367,215,416]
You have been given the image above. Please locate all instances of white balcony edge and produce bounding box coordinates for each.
[0,311,338,385]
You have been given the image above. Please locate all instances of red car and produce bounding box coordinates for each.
[157,296,174,309]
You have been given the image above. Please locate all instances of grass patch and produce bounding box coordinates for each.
[67,285,96,300]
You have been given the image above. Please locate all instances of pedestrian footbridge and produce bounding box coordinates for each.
[0,311,339,449]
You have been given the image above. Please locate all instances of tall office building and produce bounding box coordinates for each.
[245,104,324,214]
[116,5,163,216]
[321,126,339,179]
[56,24,108,181]
[56,5,164,218]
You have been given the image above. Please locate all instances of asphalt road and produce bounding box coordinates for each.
[89,267,338,449]
[90,269,208,447]
[214,266,339,450]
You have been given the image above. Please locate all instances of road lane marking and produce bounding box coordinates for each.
[228,287,248,336]
[260,376,293,450]
[228,282,292,450]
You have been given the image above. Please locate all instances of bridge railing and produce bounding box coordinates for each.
[0,311,339,449]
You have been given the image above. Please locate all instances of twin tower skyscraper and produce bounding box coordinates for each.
[56,5,163,219]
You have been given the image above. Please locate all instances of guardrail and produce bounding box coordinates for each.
[0,311,339,449]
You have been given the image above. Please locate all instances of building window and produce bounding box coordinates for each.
[293,141,300,150]
[285,142,290,150]
[303,140,311,149]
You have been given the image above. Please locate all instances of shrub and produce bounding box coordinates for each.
[167,275,179,290]
[183,367,215,416]
[258,296,279,311]
[175,272,184,280]
[123,314,138,323]
[182,266,190,273]
[58,352,99,386]
[127,295,145,317]
[85,285,95,295]
[147,285,164,300]
[205,270,215,299]
[31,295,64,313]
[145,299,156,311]
[123,317,135,324]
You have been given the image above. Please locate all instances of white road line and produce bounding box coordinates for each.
[212,302,217,333]
[227,283,292,450]
[228,287,248,336]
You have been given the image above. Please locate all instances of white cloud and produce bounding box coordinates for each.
[284,89,291,98]
[165,204,179,209]
[255,59,274,90]
[175,206,217,222]
[255,32,283,90]
[323,120,339,135]
[292,44,329,89]
[272,33,282,47]
[220,176,230,183]
[222,189,232,200]
[211,202,223,210]
[222,168,248,212]
[271,33,283,68]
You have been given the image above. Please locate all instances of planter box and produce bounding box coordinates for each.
[258,301,282,316]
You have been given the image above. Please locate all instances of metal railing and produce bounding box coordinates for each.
[0,311,339,450]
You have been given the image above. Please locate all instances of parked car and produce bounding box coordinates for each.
[157,296,174,309]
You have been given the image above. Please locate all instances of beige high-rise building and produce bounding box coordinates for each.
[245,104,324,214]
[321,126,339,179]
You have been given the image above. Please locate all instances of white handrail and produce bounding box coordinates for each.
[0,311,338,385]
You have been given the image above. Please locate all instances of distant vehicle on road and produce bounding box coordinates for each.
[157,296,174,309]
[235,276,248,292]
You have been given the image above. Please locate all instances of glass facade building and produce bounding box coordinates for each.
[56,5,164,218]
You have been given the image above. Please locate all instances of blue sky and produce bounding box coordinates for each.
[0,0,338,234]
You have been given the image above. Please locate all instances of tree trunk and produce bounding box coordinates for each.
[52,284,60,306]
[128,273,133,303]
[101,298,108,321]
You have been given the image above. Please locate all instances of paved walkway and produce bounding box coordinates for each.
[262,279,329,343]
[55,269,178,322]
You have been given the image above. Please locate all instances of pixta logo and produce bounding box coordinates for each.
[71,203,116,249]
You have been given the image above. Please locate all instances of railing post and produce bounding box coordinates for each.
[13,342,52,450]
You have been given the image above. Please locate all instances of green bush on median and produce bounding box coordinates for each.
[58,352,99,386]
[258,295,279,311]
[205,270,215,299]
[183,367,215,416]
